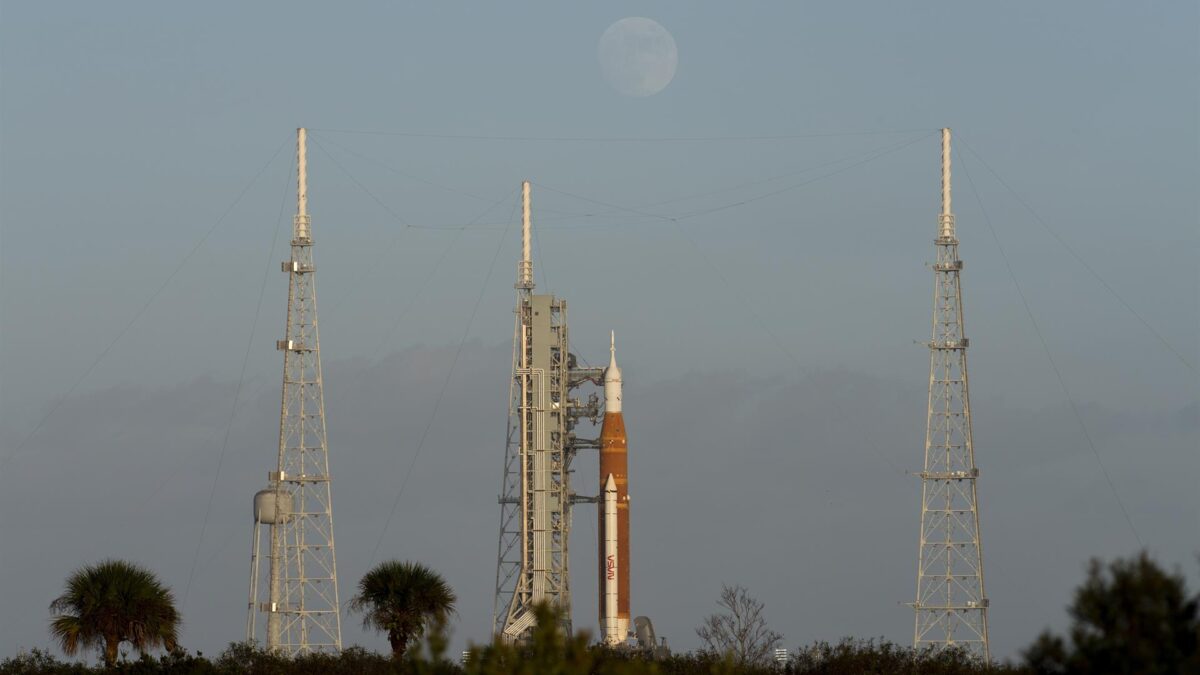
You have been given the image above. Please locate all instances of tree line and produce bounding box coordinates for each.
[3,551,1197,674]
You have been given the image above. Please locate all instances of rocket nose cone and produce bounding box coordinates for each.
[605,330,623,412]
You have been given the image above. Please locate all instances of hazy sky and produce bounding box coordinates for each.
[1,1,1196,664]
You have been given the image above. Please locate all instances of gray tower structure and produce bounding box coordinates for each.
[912,128,990,660]
[493,181,602,641]
[246,128,343,655]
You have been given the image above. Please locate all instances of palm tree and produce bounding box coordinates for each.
[348,560,457,659]
[48,559,180,668]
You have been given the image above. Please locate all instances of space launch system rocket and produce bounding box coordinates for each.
[599,332,629,646]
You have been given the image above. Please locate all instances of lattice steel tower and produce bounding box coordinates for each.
[246,128,342,655]
[492,181,601,641]
[912,128,989,660]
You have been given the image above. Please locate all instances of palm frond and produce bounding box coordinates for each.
[47,559,181,662]
[348,560,457,653]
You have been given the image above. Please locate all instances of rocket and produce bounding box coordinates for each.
[599,331,629,646]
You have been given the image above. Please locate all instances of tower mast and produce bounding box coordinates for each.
[493,181,602,640]
[247,128,342,655]
[912,128,990,660]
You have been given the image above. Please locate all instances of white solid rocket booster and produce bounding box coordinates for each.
[603,473,619,645]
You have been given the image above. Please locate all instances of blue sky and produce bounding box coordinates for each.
[1,1,1196,663]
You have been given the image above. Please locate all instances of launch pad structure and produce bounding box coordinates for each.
[232,141,634,649]
[492,182,608,641]
[226,127,989,656]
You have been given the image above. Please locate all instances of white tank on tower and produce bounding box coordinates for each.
[253,489,293,525]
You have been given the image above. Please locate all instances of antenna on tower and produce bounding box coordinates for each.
[518,180,534,289]
[296,128,310,240]
[246,128,342,655]
[912,128,990,660]
[939,127,954,240]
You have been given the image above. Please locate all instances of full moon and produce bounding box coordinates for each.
[598,17,678,97]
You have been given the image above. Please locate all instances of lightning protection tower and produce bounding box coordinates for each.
[492,181,602,641]
[246,128,343,655]
[912,128,990,660]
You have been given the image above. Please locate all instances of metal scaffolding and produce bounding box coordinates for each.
[246,128,342,655]
[912,128,990,660]
[492,182,600,641]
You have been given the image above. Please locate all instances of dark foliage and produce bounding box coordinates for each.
[0,640,1029,675]
[0,644,407,675]
[789,639,1026,674]
[14,552,1199,674]
[47,560,181,668]
[1022,551,1200,675]
[4,607,1025,674]
[349,561,458,660]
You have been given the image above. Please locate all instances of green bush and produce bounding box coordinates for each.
[0,637,1025,675]
[1021,551,1200,675]
[1,623,1026,675]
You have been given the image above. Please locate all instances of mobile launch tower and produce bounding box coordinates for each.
[912,128,990,660]
[492,182,603,640]
[246,128,343,655]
